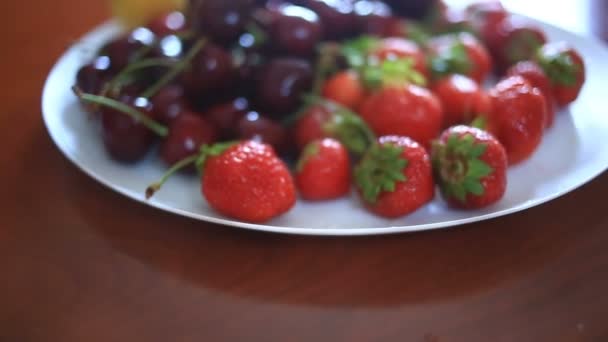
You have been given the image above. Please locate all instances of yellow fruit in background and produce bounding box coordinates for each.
[110,0,186,28]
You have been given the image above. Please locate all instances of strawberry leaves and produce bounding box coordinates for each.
[429,41,472,80]
[536,49,580,87]
[354,143,408,204]
[361,58,427,89]
[432,133,493,203]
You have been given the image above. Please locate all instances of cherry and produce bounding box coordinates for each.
[205,97,250,138]
[181,43,235,96]
[190,0,254,44]
[161,112,219,166]
[272,4,323,56]
[100,27,156,71]
[100,96,158,163]
[300,0,357,40]
[256,58,313,117]
[146,11,187,37]
[354,0,402,37]
[153,34,185,59]
[151,85,191,125]
[236,111,290,153]
[76,56,113,94]
[383,0,437,19]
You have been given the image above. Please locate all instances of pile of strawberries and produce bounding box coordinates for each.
[74,0,586,224]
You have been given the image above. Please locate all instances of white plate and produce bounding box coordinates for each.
[43,18,608,236]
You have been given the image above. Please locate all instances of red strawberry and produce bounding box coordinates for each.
[428,32,492,84]
[295,138,352,201]
[506,61,556,128]
[201,141,296,223]
[432,126,508,209]
[432,74,491,128]
[465,1,508,46]
[490,17,547,72]
[535,42,586,108]
[485,76,547,165]
[294,99,375,155]
[371,38,429,79]
[354,136,435,218]
[322,70,367,110]
[359,84,443,147]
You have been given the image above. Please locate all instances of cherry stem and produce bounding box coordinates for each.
[145,155,199,199]
[140,38,207,99]
[311,43,339,95]
[101,58,177,97]
[72,86,169,137]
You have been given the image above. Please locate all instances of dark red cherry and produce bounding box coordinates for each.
[101,97,156,163]
[205,97,250,138]
[236,111,289,152]
[161,112,219,166]
[181,43,235,96]
[301,0,357,40]
[272,4,323,56]
[76,56,113,94]
[151,85,191,125]
[256,58,313,116]
[146,11,187,37]
[189,0,254,43]
[100,27,156,71]
[354,0,403,37]
[153,34,185,59]
[383,0,437,19]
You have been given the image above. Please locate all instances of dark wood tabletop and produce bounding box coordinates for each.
[2,0,607,341]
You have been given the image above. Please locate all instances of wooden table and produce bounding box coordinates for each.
[2,1,607,341]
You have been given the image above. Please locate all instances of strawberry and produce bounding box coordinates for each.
[535,42,586,108]
[465,1,508,47]
[428,32,492,84]
[485,76,547,165]
[490,17,547,72]
[200,141,296,223]
[341,36,429,82]
[354,136,435,218]
[432,126,508,209]
[146,141,296,223]
[506,61,556,128]
[370,38,429,79]
[295,138,352,201]
[293,99,376,155]
[359,84,443,148]
[432,74,491,128]
[322,70,366,110]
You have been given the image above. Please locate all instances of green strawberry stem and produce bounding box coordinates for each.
[146,155,199,199]
[429,41,471,80]
[72,86,169,137]
[140,38,207,99]
[354,143,408,204]
[432,133,493,203]
[101,58,177,97]
[536,49,579,86]
[361,58,427,89]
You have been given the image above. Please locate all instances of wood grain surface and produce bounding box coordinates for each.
[1,1,607,341]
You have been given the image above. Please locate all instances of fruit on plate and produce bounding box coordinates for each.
[484,76,547,165]
[71,0,589,223]
[295,138,352,201]
[535,42,586,108]
[354,135,435,218]
[427,32,492,84]
[322,70,367,110]
[359,83,443,147]
[200,141,296,222]
[432,125,508,209]
[293,99,375,155]
[506,61,555,128]
[432,74,491,128]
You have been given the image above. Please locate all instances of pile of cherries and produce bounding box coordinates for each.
[75,0,444,166]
